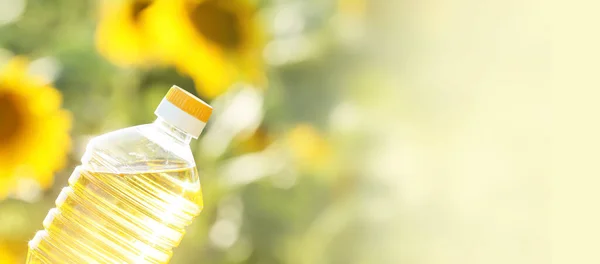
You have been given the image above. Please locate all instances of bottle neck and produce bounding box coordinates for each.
[153,117,192,144]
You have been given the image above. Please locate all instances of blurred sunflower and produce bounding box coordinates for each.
[0,240,26,264]
[0,247,18,264]
[232,126,272,155]
[143,0,265,98]
[95,0,156,65]
[285,124,333,172]
[338,0,367,17]
[0,58,71,199]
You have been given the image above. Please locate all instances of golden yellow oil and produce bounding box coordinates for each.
[27,163,202,264]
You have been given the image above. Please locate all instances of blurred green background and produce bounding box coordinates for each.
[0,0,554,263]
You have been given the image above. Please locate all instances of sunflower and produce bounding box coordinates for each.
[0,245,18,264]
[233,126,272,155]
[143,0,265,98]
[95,0,156,65]
[0,58,71,199]
[285,124,333,172]
[0,240,26,264]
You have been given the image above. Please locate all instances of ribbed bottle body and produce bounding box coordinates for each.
[28,163,202,264]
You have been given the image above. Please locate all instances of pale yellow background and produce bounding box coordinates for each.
[368,0,573,263]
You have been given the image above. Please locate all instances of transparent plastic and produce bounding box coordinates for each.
[27,118,203,264]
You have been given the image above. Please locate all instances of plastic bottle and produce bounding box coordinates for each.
[27,85,213,264]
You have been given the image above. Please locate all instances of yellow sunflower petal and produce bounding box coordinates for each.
[0,57,28,81]
[95,0,156,65]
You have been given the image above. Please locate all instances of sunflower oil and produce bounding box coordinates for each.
[27,85,213,263]
[28,164,201,263]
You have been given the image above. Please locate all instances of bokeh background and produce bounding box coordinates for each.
[0,0,565,263]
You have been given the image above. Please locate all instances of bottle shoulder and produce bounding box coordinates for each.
[83,124,195,173]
